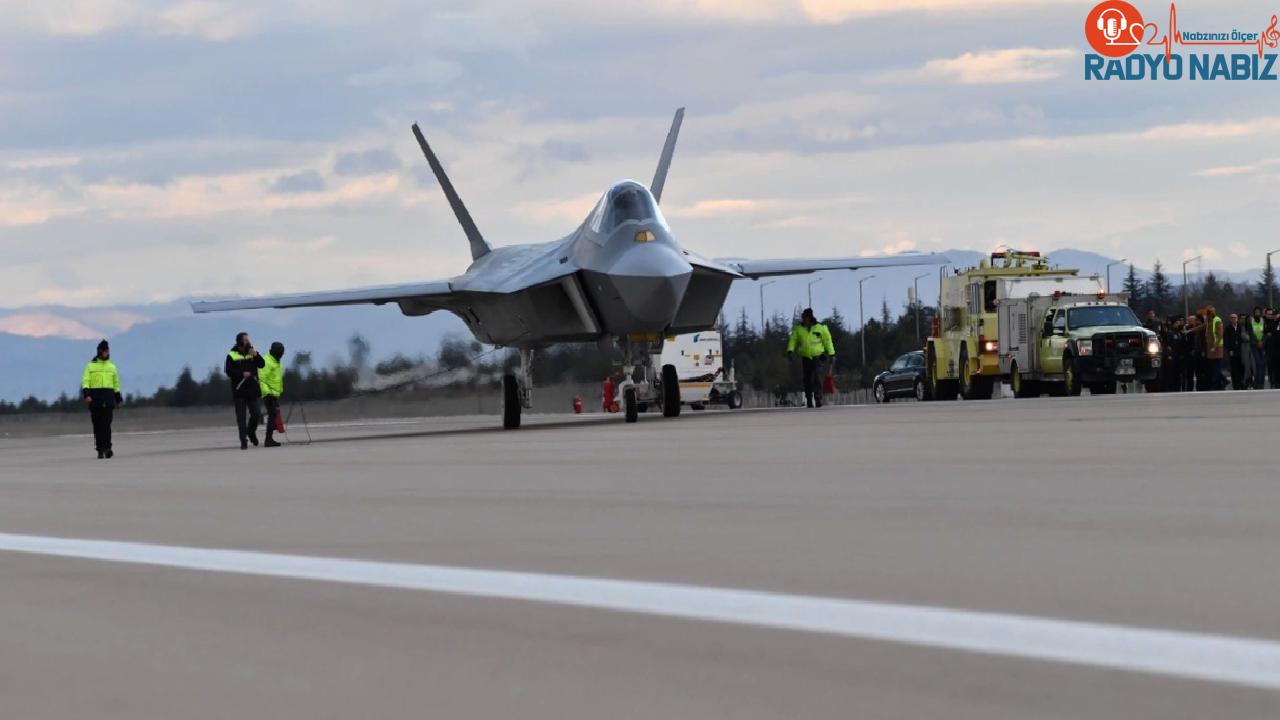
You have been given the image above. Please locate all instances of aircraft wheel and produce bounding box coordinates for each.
[726,390,743,409]
[661,364,681,417]
[502,374,521,429]
[624,387,639,423]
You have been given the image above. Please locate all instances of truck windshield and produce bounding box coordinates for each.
[1067,306,1139,328]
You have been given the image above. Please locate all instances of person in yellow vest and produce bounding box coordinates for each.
[225,332,266,449]
[1204,305,1225,391]
[259,341,285,448]
[81,339,123,459]
[786,308,835,408]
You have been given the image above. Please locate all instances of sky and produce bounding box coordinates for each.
[2,0,1279,308]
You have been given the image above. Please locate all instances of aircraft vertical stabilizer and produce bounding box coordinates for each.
[411,123,492,261]
[650,107,684,204]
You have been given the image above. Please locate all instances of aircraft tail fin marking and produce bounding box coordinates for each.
[411,123,491,261]
[650,107,684,205]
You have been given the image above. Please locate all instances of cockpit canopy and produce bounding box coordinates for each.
[587,181,666,238]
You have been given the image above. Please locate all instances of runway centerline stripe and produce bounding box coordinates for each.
[2,532,1277,690]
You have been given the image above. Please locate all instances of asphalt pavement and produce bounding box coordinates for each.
[1,392,1277,719]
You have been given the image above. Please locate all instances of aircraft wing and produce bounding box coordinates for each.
[722,253,949,279]
[190,280,456,315]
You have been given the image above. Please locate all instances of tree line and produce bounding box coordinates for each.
[5,260,1277,414]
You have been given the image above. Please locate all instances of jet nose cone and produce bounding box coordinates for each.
[608,243,692,325]
[615,271,691,325]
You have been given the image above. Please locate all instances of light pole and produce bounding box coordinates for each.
[759,280,775,335]
[1105,258,1127,295]
[912,273,929,342]
[806,276,823,309]
[1267,249,1280,308]
[858,274,876,369]
[1182,255,1201,319]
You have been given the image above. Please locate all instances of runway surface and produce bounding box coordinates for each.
[1,392,1278,719]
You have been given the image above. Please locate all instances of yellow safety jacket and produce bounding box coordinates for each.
[786,322,835,359]
[259,355,284,398]
[81,358,121,408]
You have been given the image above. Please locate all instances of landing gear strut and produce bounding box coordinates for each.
[615,337,681,423]
[502,348,535,430]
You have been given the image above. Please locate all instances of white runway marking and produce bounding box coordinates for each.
[2,531,1278,690]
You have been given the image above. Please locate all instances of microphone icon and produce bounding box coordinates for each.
[1097,7,1129,44]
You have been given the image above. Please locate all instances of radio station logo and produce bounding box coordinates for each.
[1086,1,1146,57]
[1084,2,1280,80]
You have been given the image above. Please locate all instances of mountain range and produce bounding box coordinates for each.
[2,249,1270,402]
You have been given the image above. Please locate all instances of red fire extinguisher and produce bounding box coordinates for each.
[823,371,837,395]
[572,396,583,414]
[602,376,618,413]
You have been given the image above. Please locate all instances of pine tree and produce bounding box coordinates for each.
[880,297,891,325]
[171,367,200,407]
[1259,259,1279,308]
[1147,260,1172,317]
[1122,264,1145,308]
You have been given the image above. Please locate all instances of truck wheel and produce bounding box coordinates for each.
[1064,357,1083,396]
[726,390,743,409]
[1010,362,1039,399]
[928,343,958,401]
[960,348,993,400]
[874,382,887,404]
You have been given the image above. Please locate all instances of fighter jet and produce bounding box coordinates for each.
[193,109,946,428]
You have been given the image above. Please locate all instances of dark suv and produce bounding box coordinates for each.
[873,351,928,403]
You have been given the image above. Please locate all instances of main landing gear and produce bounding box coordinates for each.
[616,338,680,424]
[502,348,535,430]
[501,340,685,430]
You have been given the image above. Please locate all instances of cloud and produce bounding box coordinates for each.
[157,1,256,41]
[797,0,1074,23]
[887,47,1076,85]
[0,0,256,40]
[346,59,464,87]
[270,169,326,194]
[333,148,402,177]
[0,312,103,339]
[1195,158,1280,178]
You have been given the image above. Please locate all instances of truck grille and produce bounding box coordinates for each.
[1094,332,1143,359]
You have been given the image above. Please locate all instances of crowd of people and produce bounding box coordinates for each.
[1143,306,1280,392]
[81,331,287,458]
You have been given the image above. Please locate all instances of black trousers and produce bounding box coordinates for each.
[264,397,280,441]
[1269,352,1280,390]
[234,396,262,444]
[800,357,823,406]
[90,406,113,452]
[1229,353,1245,389]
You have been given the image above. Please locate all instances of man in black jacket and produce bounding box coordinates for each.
[1224,313,1245,389]
[225,332,266,449]
[1266,308,1280,389]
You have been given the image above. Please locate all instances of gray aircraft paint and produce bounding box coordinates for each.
[192,109,946,348]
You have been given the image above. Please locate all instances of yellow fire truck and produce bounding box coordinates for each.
[925,250,1104,400]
